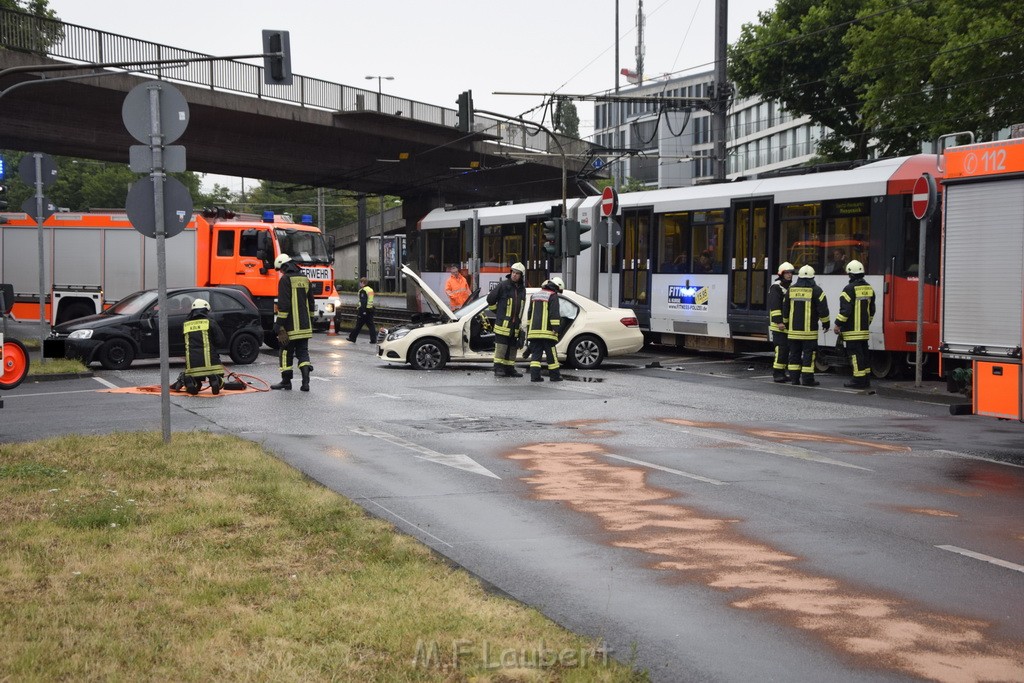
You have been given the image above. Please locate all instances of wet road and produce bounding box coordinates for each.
[3,334,1023,681]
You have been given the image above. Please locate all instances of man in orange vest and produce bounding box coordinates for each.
[444,264,471,310]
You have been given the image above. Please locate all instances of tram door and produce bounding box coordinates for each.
[620,208,651,327]
[729,198,771,335]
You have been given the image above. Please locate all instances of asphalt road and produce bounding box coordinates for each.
[3,333,1023,682]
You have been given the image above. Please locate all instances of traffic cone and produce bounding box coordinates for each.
[327,315,338,336]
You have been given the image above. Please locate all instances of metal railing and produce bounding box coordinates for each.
[0,8,586,156]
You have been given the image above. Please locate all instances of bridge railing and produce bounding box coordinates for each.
[0,8,586,157]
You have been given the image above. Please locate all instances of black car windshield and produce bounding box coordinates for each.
[275,228,329,264]
[107,290,157,315]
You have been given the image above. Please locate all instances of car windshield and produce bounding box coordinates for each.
[106,290,157,315]
[275,228,329,264]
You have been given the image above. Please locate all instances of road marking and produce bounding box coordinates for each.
[936,545,1024,574]
[602,452,727,485]
[92,376,118,389]
[360,498,453,548]
[935,450,1024,469]
[668,425,874,471]
[350,426,500,479]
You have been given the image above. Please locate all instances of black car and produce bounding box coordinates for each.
[48,287,264,370]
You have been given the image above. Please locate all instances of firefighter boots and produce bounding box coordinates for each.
[773,370,789,383]
[494,364,505,378]
[801,375,820,386]
[210,375,224,395]
[504,365,523,378]
[548,369,563,382]
[790,372,801,385]
[300,366,311,392]
[271,372,293,390]
[530,368,543,382]
[844,378,870,389]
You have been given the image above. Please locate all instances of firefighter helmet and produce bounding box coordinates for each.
[777,261,795,275]
[549,276,565,292]
[274,253,291,269]
[191,299,211,311]
[510,262,526,275]
[845,259,865,274]
[798,265,815,278]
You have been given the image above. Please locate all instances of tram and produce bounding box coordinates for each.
[417,154,942,377]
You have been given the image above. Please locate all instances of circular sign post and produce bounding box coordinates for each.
[912,173,936,220]
[600,186,618,217]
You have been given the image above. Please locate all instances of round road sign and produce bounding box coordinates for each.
[912,173,936,220]
[600,186,618,217]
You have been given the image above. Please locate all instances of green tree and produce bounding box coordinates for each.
[554,98,580,139]
[728,0,875,161]
[845,0,1024,152]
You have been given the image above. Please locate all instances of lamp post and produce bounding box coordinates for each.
[364,75,394,112]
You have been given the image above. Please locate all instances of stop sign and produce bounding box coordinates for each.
[912,174,935,220]
[600,186,618,217]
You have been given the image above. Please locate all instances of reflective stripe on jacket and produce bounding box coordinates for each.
[276,265,315,340]
[767,278,789,329]
[183,316,225,377]
[784,278,829,341]
[359,286,375,311]
[836,278,875,341]
[486,276,526,337]
[526,288,560,341]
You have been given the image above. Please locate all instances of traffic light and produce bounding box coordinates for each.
[542,207,562,257]
[456,90,473,133]
[262,30,293,85]
[563,219,592,257]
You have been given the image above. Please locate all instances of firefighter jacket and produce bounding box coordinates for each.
[486,275,527,338]
[183,309,226,377]
[444,273,470,309]
[835,275,875,341]
[784,276,829,341]
[358,285,375,313]
[276,261,315,341]
[526,283,561,342]
[767,276,790,330]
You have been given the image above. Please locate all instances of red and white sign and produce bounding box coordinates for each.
[600,186,618,217]
[912,174,932,220]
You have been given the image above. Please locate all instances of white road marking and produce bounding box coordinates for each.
[92,376,118,389]
[934,450,1024,469]
[935,545,1024,574]
[361,498,453,548]
[603,452,727,485]
[349,426,500,479]
[669,425,874,472]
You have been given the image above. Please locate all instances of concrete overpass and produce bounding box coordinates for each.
[0,9,601,226]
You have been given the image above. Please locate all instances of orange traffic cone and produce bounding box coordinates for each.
[327,315,338,336]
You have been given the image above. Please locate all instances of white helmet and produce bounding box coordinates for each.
[798,265,815,278]
[274,253,291,269]
[845,259,865,275]
[191,299,210,311]
[549,276,565,292]
[777,261,795,276]
[510,262,526,275]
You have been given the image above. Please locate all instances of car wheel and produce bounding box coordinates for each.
[0,338,30,390]
[229,332,261,364]
[409,338,448,371]
[98,338,136,370]
[568,334,605,369]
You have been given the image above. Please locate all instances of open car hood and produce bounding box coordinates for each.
[400,264,457,322]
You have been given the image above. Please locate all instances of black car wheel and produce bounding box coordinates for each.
[409,338,448,371]
[568,334,605,369]
[229,331,261,364]
[98,338,136,370]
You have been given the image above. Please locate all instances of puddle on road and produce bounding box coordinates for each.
[886,505,959,518]
[660,418,910,454]
[507,442,1024,682]
[558,419,618,437]
[561,375,604,383]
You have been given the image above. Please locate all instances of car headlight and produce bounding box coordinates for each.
[386,328,410,342]
[68,329,93,340]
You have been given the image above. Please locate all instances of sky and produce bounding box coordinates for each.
[50,0,778,192]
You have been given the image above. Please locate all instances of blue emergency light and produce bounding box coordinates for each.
[300,214,313,225]
[262,210,275,223]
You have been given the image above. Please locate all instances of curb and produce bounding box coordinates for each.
[26,372,95,382]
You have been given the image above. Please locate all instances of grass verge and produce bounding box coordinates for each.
[0,432,646,682]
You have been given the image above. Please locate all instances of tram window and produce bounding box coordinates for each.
[659,212,689,272]
[824,215,871,274]
[481,226,503,268]
[780,203,822,271]
[424,227,459,272]
[692,210,724,273]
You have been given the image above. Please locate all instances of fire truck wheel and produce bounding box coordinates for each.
[1,339,30,390]
[98,338,136,370]
[229,332,261,365]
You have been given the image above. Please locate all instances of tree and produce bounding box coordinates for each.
[845,0,1024,152]
[554,98,580,139]
[728,0,877,161]
[0,0,63,53]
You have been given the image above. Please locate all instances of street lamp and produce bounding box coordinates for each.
[364,75,394,113]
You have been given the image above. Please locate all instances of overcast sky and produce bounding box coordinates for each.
[50,0,777,191]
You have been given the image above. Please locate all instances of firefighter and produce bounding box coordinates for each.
[487,261,527,377]
[768,261,794,382]
[347,276,376,343]
[272,253,315,391]
[180,298,226,395]
[833,259,876,389]
[526,276,564,383]
[784,265,830,386]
